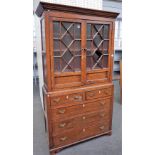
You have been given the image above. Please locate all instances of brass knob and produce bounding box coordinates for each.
[59,123,66,128]
[60,136,67,141]
[58,109,66,114]
[82,116,86,120]
[100,126,105,130]
[82,128,86,132]
[99,90,101,94]
[66,96,69,99]
[82,104,85,107]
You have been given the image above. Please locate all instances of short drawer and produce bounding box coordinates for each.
[51,92,84,106]
[86,86,113,100]
[49,98,111,120]
[52,111,110,135]
[52,121,110,147]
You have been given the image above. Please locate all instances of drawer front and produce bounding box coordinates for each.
[52,121,110,147]
[86,86,113,100]
[50,98,111,120]
[51,92,84,106]
[52,111,110,135]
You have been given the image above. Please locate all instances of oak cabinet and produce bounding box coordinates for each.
[36,2,118,155]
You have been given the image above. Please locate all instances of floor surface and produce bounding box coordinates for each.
[33,81,122,155]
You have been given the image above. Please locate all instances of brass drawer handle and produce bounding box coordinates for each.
[60,136,68,141]
[59,123,66,128]
[88,92,95,97]
[100,113,105,117]
[58,109,66,114]
[100,126,105,130]
[73,95,82,101]
[53,98,60,103]
[100,102,105,105]
[104,89,110,95]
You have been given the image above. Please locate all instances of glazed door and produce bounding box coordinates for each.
[85,21,112,84]
[51,18,84,89]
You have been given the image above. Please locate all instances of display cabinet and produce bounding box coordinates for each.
[36,2,118,155]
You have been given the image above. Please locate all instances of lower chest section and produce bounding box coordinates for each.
[44,84,114,149]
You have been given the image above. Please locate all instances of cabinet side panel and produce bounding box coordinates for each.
[41,18,47,87]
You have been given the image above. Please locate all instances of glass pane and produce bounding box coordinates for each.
[87,23,110,70]
[70,56,81,72]
[74,23,81,39]
[53,21,81,73]
[53,22,60,38]
[63,50,73,62]
[87,24,91,39]
[104,25,109,39]
[54,40,59,51]
[103,40,109,50]
[54,57,61,72]
[103,55,108,68]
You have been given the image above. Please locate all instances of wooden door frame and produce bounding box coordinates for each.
[48,16,84,89]
[84,20,114,84]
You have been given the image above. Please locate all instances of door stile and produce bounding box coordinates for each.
[109,21,115,82]
[45,12,53,91]
[81,21,87,84]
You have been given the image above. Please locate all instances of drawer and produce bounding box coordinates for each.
[52,111,110,135]
[51,92,84,106]
[86,86,113,100]
[50,98,111,120]
[52,121,110,147]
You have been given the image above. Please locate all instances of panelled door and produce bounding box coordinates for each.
[85,21,112,84]
[50,17,113,89]
[51,17,84,89]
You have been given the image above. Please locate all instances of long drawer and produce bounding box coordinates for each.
[49,98,111,120]
[52,121,110,147]
[51,110,110,135]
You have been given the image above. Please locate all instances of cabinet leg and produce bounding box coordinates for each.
[50,151,56,155]
[108,131,112,136]
[50,149,61,155]
[55,149,62,153]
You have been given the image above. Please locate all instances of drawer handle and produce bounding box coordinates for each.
[100,114,105,117]
[100,102,105,106]
[58,109,66,114]
[60,136,68,141]
[73,95,82,101]
[88,92,95,97]
[104,90,109,95]
[59,123,66,128]
[100,126,105,130]
[53,98,60,103]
